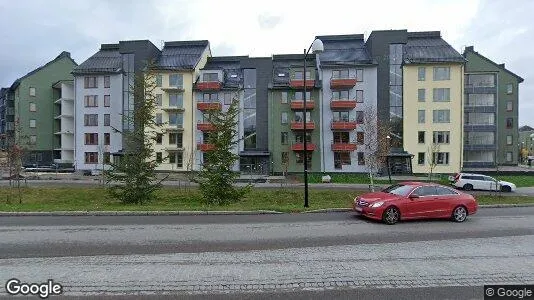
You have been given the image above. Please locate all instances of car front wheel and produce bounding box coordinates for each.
[382,206,400,225]
[501,186,512,193]
[452,206,468,222]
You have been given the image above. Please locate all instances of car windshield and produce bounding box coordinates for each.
[382,184,416,196]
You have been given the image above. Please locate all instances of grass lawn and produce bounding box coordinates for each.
[1,186,533,212]
[493,175,534,188]
[307,173,393,184]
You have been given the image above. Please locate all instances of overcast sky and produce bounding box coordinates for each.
[1,0,532,126]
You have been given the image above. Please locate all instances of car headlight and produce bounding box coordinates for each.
[369,201,384,208]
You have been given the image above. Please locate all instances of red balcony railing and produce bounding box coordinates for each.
[289,79,315,89]
[196,81,222,91]
[197,143,215,151]
[290,121,315,130]
[331,121,358,130]
[290,143,316,151]
[330,100,357,110]
[197,122,216,131]
[290,100,315,110]
[331,143,358,152]
[330,78,357,89]
[197,102,222,111]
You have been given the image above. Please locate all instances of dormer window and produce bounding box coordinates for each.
[332,69,349,79]
[203,73,218,82]
[278,73,286,77]
[230,74,238,78]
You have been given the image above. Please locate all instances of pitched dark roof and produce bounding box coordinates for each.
[463,46,524,83]
[404,31,465,64]
[10,51,77,89]
[519,125,534,132]
[200,56,248,88]
[153,40,209,71]
[72,46,122,74]
[315,34,374,66]
[272,54,318,87]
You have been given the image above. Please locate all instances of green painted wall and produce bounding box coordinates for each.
[14,56,76,160]
[269,88,321,173]
[464,51,522,165]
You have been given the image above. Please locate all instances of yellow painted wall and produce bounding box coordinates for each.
[403,64,464,174]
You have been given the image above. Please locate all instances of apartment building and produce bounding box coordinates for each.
[316,34,378,172]
[269,54,321,174]
[2,52,77,166]
[463,46,524,168]
[72,40,160,173]
[151,40,210,171]
[0,88,11,150]
[52,80,75,166]
[402,32,465,174]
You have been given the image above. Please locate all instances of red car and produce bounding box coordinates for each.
[353,182,478,225]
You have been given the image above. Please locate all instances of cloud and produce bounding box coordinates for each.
[257,14,282,30]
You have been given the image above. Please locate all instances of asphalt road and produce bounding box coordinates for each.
[1,208,534,299]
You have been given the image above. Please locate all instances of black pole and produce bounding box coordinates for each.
[303,48,309,208]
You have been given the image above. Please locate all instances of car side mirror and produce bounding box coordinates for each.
[409,194,419,199]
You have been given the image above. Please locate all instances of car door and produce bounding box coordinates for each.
[434,186,460,217]
[471,175,486,190]
[404,186,439,219]
[484,176,499,191]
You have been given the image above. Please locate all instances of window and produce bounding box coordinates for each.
[84,114,98,126]
[281,92,288,104]
[84,95,98,107]
[418,110,425,123]
[357,152,365,165]
[294,91,311,101]
[418,152,425,165]
[224,93,232,105]
[467,94,494,107]
[169,152,176,164]
[104,76,110,88]
[433,67,450,80]
[467,74,495,87]
[433,110,450,123]
[84,152,98,164]
[281,132,288,145]
[169,93,183,108]
[506,101,513,112]
[357,132,364,145]
[104,114,110,126]
[433,152,450,165]
[356,90,363,103]
[36,153,42,162]
[334,152,351,169]
[29,135,36,145]
[506,152,513,162]
[154,133,162,144]
[104,95,110,107]
[356,111,364,124]
[356,69,363,81]
[333,132,350,143]
[176,152,183,168]
[103,152,111,164]
[29,102,36,112]
[202,93,218,103]
[466,132,494,145]
[295,132,312,143]
[155,94,162,107]
[418,89,425,102]
[433,131,450,144]
[466,112,495,125]
[84,76,97,88]
[29,87,36,96]
[332,69,349,79]
[418,67,425,81]
[156,152,162,163]
[156,75,162,87]
[281,152,289,164]
[281,112,288,124]
[202,73,218,82]
[155,113,162,125]
[29,119,36,128]
[84,133,98,145]
[506,135,512,145]
[506,118,513,129]
[169,74,183,87]
[176,132,183,148]
[104,133,110,145]
[294,111,311,123]
[296,152,312,165]
[169,112,183,127]
[293,71,311,80]
[433,88,450,102]
[418,131,425,144]
[333,111,350,122]
[435,186,458,195]
[332,90,349,100]
[507,83,513,94]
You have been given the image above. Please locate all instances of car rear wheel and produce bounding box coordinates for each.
[382,206,400,225]
[501,186,512,193]
[463,183,473,191]
[452,206,468,222]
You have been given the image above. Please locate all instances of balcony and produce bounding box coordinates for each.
[161,85,185,92]
[197,122,216,131]
[195,81,222,91]
[162,124,184,132]
[289,79,315,89]
[161,106,185,112]
[331,143,357,152]
[165,145,184,151]
[330,78,357,89]
[290,100,315,110]
[197,102,222,111]
[290,143,316,151]
[290,121,315,130]
[197,143,215,151]
[331,121,357,130]
[330,100,357,110]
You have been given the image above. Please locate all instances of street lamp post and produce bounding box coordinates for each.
[303,38,324,208]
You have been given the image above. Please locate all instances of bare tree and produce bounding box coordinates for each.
[5,118,32,203]
[360,104,391,191]
[427,142,440,182]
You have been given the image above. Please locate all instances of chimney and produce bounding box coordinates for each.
[465,46,474,52]
[499,63,505,68]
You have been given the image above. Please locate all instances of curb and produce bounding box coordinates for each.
[1,204,533,216]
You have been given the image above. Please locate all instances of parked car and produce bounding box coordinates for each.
[353,182,478,225]
[450,173,516,192]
